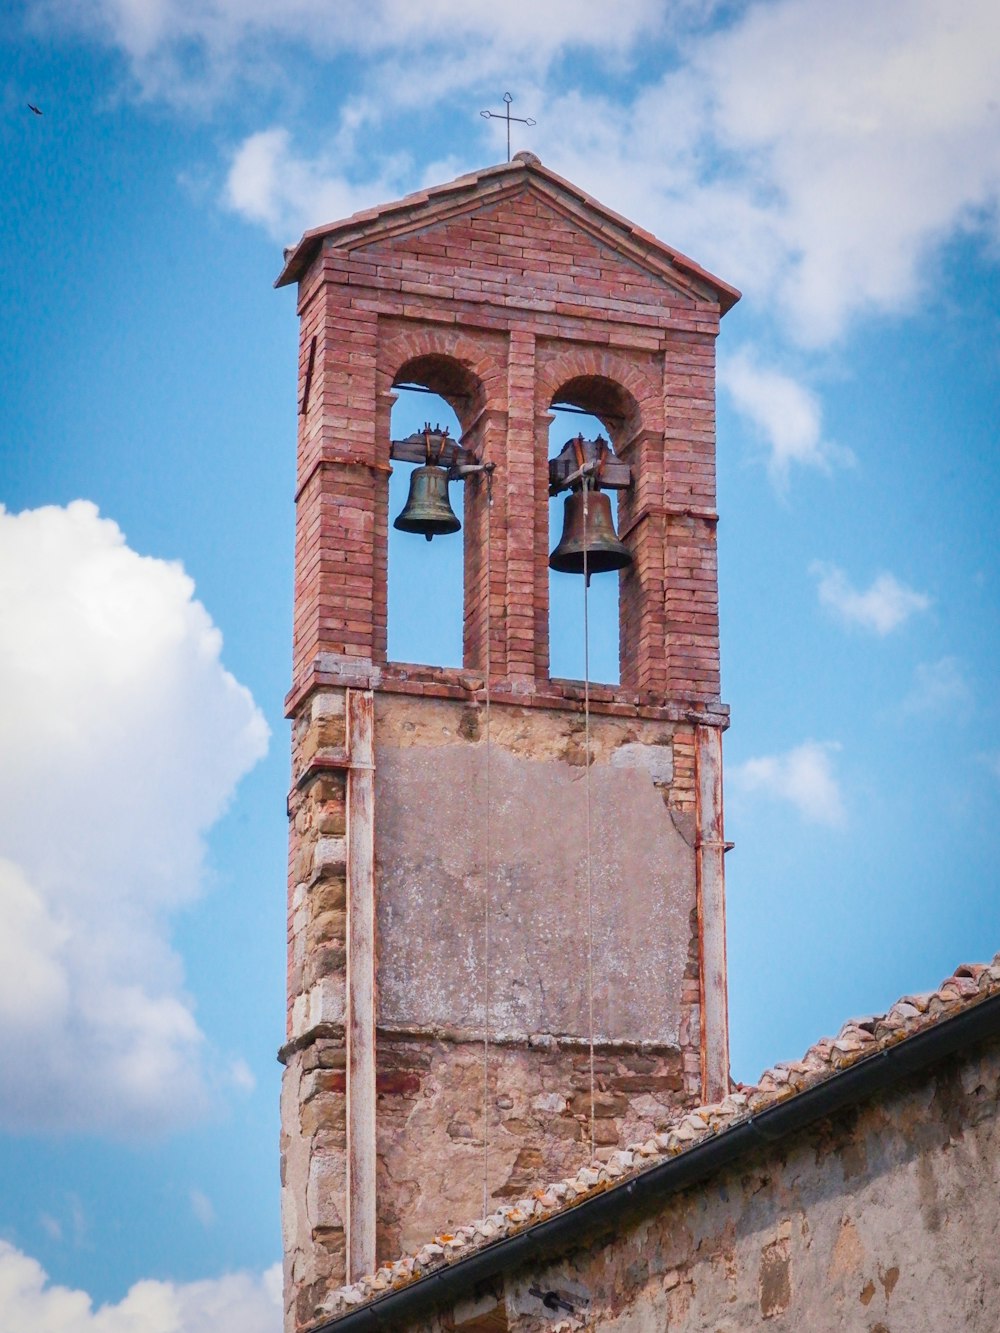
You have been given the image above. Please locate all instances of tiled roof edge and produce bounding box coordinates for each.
[273,156,740,311]
[314,954,1000,1325]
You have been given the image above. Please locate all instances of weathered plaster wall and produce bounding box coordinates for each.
[374,692,695,1043]
[399,1038,1000,1332]
[281,685,707,1330]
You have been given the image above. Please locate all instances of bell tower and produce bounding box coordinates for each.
[275,153,740,1331]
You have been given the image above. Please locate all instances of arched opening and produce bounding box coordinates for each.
[548,412,621,685]
[547,376,638,686]
[387,385,465,667]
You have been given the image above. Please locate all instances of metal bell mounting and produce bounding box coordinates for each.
[392,423,462,541]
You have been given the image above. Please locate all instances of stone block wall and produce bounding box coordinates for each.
[380,1034,1000,1332]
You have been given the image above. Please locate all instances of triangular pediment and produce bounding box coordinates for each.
[276,157,739,314]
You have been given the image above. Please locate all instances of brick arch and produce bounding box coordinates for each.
[536,346,663,445]
[377,327,507,433]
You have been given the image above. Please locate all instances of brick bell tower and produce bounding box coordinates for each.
[275,153,740,1330]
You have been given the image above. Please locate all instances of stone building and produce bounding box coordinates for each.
[274,154,740,1331]
[314,958,1000,1332]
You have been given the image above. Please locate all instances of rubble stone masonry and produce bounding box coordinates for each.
[322,983,1000,1332]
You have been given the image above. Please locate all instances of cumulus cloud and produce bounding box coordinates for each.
[730,740,846,827]
[34,1,1000,348]
[0,1242,281,1333]
[902,656,972,717]
[720,349,851,486]
[810,562,932,634]
[0,502,268,1134]
[550,0,1000,345]
[224,127,410,243]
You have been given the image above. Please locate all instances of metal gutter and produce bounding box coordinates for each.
[314,991,1000,1331]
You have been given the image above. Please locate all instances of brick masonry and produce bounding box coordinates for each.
[283,160,733,705]
[277,156,738,1331]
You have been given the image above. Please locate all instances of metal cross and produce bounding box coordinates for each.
[480,92,535,163]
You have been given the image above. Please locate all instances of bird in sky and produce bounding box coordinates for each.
[27,103,43,115]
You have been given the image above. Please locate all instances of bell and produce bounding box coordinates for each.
[549,487,631,575]
[393,464,461,541]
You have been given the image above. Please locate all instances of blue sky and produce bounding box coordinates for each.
[1,0,999,1326]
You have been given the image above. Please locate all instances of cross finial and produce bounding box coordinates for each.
[480,91,536,163]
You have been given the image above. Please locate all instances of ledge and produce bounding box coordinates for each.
[279,1021,686,1064]
[285,656,729,728]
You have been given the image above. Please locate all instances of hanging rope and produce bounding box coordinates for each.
[582,481,596,1160]
[481,467,494,1217]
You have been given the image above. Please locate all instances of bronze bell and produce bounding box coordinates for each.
[549,486,631,575]
[393,464,461,542]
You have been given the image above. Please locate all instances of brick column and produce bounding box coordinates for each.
[292,294,380,690]
[618,427,668,696]
[617,335,721,706]
[462,409,508,678]
[662,333,720,704]
[371,389,395,665]
[504,330,537,684]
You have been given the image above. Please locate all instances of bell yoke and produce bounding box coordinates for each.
[393,424,632,579]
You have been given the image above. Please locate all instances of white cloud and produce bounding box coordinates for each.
[190,1188,216,1228]
[42,1,1000,349]
[811,562,931,634]
[731,740,846,827]
[0,1242,281,1333]
[36,1196,87,1249]
[902,656,972,716]
[0,502,268,1134]
[223,2,999,350]
[720,349,851,486]
[551,0,1000,345]
[227,1056,256,1093]
[224,127,409,244]
[31,0,668,106]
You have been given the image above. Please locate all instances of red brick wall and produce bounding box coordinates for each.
[290,184,723,707]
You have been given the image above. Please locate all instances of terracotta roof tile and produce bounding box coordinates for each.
[317,952,1000,1323]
